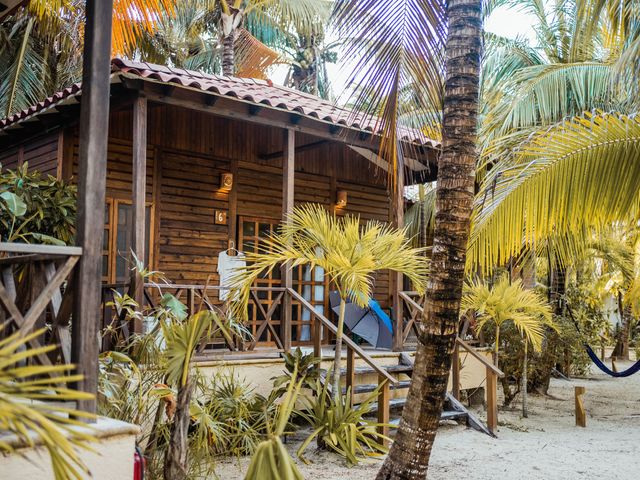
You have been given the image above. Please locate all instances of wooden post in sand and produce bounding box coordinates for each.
[611,356,618,374]
[575,386,586,427]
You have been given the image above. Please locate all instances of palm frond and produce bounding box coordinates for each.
[469,111,640,273]
[462,276,553,351]
[229,203,428,321]
[332,0,445,184]
[0,328,96,480]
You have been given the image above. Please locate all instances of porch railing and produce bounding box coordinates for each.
[398,290,505,434]
[0,242,82,369]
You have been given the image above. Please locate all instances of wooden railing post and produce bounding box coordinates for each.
[452,341,461,400]
[131,93,147,331]
[346,346,355,404]
[486,366,498,434]
[575,386,586,427]
[313,314,322,359]
[377,375,390,444]
[281,128,294,353]
[71,0,113,416]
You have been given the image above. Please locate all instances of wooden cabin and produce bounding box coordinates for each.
[0,58,439,353]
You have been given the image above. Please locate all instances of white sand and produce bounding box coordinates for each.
[215,361,640,479]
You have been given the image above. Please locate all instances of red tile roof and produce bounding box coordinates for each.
[0,58,439,148]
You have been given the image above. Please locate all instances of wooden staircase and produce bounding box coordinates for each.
[326,353,495,437]
[287,288,504,440]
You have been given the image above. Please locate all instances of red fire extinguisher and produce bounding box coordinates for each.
[134,446,145,480]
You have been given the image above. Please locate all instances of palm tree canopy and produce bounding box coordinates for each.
[229,203,428,319]
[461,275,554,351]
[468,111,640,273]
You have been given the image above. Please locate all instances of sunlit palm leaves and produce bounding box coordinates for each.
[469,111,640,273]
[0,327,96,480]
[461,275,554,352]
[230,203,428,319]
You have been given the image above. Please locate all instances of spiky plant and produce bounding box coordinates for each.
[229,203,427,401]
[0,327,96,480]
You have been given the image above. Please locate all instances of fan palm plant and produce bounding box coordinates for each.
[229,203,427,402]
[0,327,96,480]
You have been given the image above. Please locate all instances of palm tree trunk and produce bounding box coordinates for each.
[221,8,243,76]
[332,298,347,401]
[375,0,482,477]
[164,376,194,480]
[522,340,528,417]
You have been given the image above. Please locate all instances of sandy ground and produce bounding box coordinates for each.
[215,360,640,479]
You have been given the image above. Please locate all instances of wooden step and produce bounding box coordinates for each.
[322,363,413,377]
[368,397,407,413]
[342,380,411,395]
[388,409,467,427]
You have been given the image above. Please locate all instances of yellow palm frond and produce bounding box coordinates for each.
[229,203,428,320]
[469,111,640,274]
[462,276,553,352]
[0,327,96,480]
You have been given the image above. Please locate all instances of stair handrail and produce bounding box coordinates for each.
[287,287,397,385]
[456,338,504,378]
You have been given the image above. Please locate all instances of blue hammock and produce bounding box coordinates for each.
[584,345,640,378]
[568,306,640,378]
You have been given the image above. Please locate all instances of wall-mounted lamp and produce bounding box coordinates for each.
[336,190,348,208]
[220,172,234,190]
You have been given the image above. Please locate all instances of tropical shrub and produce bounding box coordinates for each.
[244,362,306,480]
[0,326,96,480]
[98,287,282,479]
[296,375,389,466]
[0,163,76,244]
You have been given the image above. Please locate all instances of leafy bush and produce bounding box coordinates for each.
[0,163,76,244]
[297,375,389,466]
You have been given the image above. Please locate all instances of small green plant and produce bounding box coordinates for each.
[270,347,321,400]
[296,375,389,466]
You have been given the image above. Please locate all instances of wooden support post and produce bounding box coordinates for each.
[131,94,147,327]
[313,315,322,359]
[392,160,405,351]
[611,356,618,374]
[452,341,461,400]
[377,375,390,444]
[575,386,586,427]
[346,346,356,404]
[71,0,113,416]
[281,128,294,352]
[486,367,498,434]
